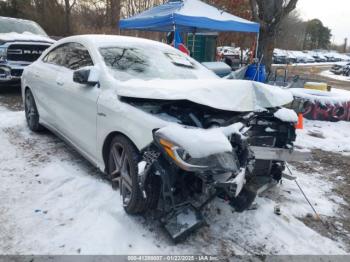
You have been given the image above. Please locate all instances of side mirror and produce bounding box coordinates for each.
[73,67,99,86]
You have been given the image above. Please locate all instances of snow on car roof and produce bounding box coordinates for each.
[0,32,54,42]
[57,34,171,49]
[0,16,35,23]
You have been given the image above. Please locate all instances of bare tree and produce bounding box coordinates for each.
[250,0,298,72]
[206,0,256,51]
[276,11,306,50]
[107,0,121,32]
[64,0,77,35]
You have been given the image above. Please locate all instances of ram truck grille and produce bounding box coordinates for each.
[7,44,50,62]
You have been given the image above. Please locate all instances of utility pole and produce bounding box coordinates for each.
[344,38,348,53]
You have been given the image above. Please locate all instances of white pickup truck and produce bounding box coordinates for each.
[0,16,55,86]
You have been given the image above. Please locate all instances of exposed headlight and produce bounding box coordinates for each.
[154,133,240,173]
[0,47,7,62]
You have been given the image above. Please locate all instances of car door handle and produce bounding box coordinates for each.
[97,112,107,117]
[56,81,64,86]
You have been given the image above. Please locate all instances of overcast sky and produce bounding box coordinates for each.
[297,0,349,45]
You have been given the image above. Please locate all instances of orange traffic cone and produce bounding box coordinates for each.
[295,113,304,129]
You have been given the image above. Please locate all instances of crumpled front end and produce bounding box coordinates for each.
[136,123,255,242]
[122,97,308,242]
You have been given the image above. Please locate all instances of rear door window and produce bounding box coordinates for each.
[43,43,93,70]
[43,44,69,66]
[65,43,94,70]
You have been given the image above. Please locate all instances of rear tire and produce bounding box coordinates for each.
[24,89,43,132]
[107,135,148,214]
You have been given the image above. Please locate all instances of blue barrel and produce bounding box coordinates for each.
[245,64,267,83]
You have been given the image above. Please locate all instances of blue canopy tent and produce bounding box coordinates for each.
[120,0,260,56]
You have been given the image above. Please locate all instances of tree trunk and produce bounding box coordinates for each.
[110,0,121,33]
[64,0,71,36]
[258,26,276,75]
[250,0,299,75]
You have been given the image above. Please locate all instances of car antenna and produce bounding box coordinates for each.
[285,163,325,225]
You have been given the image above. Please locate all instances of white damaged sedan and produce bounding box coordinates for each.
[22,35,302,241]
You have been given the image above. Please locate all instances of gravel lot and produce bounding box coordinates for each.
[272,64,350,91]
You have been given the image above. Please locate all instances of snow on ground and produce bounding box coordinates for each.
[319,70,350,82]
[0,105,349,255]
[273,62,348,67]
[295,119,350,155]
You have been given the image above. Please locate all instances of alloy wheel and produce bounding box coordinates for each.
[110,143,133,206]
[25,92,37,128]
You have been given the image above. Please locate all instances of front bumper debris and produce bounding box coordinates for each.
[162,204,205,243]
[250,146,312,162]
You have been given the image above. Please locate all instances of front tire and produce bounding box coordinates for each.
[107,135,147,214]
[24,89,43,132]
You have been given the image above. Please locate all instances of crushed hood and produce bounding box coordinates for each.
[0,32,55,43]
[117,79,294,112]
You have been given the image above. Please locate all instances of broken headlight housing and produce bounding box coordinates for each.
[154,132,240,173]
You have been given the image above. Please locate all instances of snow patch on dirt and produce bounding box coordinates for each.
[296,120,350,155]
[320,70,350,82]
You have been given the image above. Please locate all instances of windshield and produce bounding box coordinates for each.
[0,17,48,36]
[99,45,217,81]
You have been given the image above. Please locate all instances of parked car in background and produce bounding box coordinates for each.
[273,49,350,65]
[285,51,297,64]
[273,49,298,64]
[310,52,327,63]
[324,52,344,62]
[273,54,287,64]
[344,66,350,76]
[22,35,301,241]
[295,51,315,63]
[273,49,287,64]
[331,63,350,75]
[202,61,232,78]
[217,46,243,69]
[324,55,337,62]
[0,16,55,86]
[313,56,327,63]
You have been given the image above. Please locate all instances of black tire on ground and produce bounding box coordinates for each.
[107,135,160,214]
[24,89,43,132]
